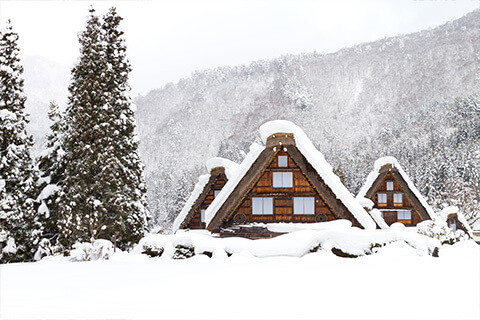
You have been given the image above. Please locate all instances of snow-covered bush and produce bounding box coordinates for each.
[34,238,63,261]
[69,239,115,262]
[416,219,467,245]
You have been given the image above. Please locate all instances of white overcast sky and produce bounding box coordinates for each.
[0,0,479,96]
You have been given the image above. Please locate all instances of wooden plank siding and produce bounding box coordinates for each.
[224,150,336,225]
[365,166,427,227]
[184,172,227,229]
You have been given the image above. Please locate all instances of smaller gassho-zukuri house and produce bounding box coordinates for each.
[357,157,435,227]
[438,206,472,237]
[195,120,376,238]
[172,157,238,232]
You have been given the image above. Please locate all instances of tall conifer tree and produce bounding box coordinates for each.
[58,8,148,249]
[100,7,148,247]
[0,21,39,262]
[37,101,64,242]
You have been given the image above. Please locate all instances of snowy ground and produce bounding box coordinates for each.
[1,241,479,320]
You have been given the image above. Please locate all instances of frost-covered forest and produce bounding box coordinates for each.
[134,10,480,230]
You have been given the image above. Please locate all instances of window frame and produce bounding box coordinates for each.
[272,172,293,188]
[293,197,315,215]
[278,155,288,167]
[252,197,274,215]
[393,193,403,206]
[397,210,411,221]
[386,181,394,191]
[377,193,387,206]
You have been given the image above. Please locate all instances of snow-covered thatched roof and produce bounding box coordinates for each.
[357,156,436,220]
[172,157,238,232]
[205,120,376,230]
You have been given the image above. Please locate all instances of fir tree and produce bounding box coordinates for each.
[0,21,40,263]
[100,7,148,247]
[57,8,148,249]
[37,101,65,243]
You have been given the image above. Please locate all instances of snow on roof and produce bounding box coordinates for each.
[357,156,436,220]
[206,157,239,180]
[438,206,473,233]
[172,174,210,233]
[206,120,376,229]
[172,157,239,233]
[205,143,264,225]
[370,209,390,230]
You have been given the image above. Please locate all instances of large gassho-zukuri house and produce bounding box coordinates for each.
[175,120,376,238]
[356,157,435,227]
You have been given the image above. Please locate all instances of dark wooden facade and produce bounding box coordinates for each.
[363,164,431,227]
[231,150,335,224]
[207,133,366,236]
[180,167,227,230]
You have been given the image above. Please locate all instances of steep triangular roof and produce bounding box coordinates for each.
[205,120,376,230]
[172,157,238,232]
[357,156,435,221]
[438,206,472,236]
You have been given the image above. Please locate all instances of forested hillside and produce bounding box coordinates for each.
[135,10,480,230]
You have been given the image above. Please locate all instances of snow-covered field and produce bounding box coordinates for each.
[1,240,479,320]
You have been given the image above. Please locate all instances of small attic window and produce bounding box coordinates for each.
[386,181,394,190]
[214,190,221,198]
[200,209,206,223]
[278,155,288,167]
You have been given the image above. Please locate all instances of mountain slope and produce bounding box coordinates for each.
[136,9,480,229]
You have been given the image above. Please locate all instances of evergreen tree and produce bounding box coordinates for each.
[57,8,148,249]
[100,7,148,247]
[0,21,40,263]
[37,101,65,243]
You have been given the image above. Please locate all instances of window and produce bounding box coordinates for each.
[278,155,288,167]
[394,193,402,206]
[397,210,411,220]
[293,197,315,215]
[252,197,273,215]
[386,181,394,190]
[272,172,293,188]
[450,222,457,232]
[200,209,206,223]
[214,190,221,198]
[377,193,387,206]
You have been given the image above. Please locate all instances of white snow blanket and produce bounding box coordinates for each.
[135,224,441,258]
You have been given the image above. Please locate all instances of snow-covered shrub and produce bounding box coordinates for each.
[69,239,115,262]
[34,238,63,261]
[416,219,467,245]
[141,245,164,257]
[172,245,195,259]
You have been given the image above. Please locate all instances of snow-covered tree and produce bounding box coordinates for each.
[100,7,149,247]
[0,21,40,263]
[36,101,65,243]
[57,8,148,249]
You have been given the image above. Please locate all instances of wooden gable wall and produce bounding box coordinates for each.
[366,167,425,226]
[223,150,336,225]
[185,173,227,229]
